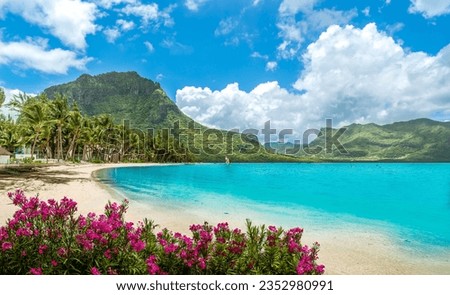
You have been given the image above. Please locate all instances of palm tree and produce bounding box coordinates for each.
[20,97,51,159]
[65,103,84,161]
[0,88,5,107]
[49,95,69,162]
[0,117,20,153]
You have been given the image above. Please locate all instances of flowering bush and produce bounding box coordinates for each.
[0,190,324,275]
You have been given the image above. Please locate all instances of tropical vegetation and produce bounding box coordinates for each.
[0,190,325,275]
[0,92,193,163]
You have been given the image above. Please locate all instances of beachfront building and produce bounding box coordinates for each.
[0,146,11,164]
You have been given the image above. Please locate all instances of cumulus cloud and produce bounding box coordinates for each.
[185,0,209,12]
[104,28,120,43]
[93,0,135,9]
[176,82,305,135]
[408,0,450,18]
[0,88,35,117]
[265,61,278,71]
[176,23,450,140]
[0,37,91,74]
[121,2,175,28]
[294,23,450,124]
[279,0,318,15]
[276,0,357,59]
[0,0,97,50]
[103,19,135,43]
[362,7,370,17]
[117,19,135,31]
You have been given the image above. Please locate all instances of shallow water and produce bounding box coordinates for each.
[96,163,450,249]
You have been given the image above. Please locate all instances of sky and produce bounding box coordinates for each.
[1,0,450,140]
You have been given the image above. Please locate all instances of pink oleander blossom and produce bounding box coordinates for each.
[1,242,12,251]
[30,268,42,275]
[146,256,160,275]
[131,239,146,252]
[38,244,48,255]
[91,267,101,275]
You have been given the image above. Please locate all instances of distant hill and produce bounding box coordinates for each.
[44,71,292,162]
[305,118,450,161]
[44,71,193,130]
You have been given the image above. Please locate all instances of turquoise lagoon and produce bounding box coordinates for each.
[96,163,450,249]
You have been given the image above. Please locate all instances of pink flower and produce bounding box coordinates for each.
[91,267,101,275]
[0,227,9,241]
[164,243,178,254]
[146,256,160,275]
[268,225,277,232]
[38,244,48,255]
[1,242,12,251]
[30,268,42,275]
[198,258,206,270]
[57,247,67,257]
[131,239,146,252]
[316,264,325,274]
[51,260,58,267]
[104,249,112,259]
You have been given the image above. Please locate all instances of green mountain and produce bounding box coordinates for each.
[44,71,193,130]
[305,118,450,161]
[44,71,291,162]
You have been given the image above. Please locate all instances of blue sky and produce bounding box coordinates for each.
[1,0,450,137]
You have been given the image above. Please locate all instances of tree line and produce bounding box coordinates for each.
[0,91,194,163]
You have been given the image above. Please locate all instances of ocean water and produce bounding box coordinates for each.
[96,163,450,248]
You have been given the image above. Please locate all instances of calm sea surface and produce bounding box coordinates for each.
[97,163,450,248]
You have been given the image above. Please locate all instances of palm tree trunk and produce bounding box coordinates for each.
[57,125,63,162]
[65,130,79,160]
[30,133,39,160]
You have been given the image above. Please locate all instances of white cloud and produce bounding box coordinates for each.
[409,0,450,18]
[0,0,97,50]
[93,0,135,9]
[117,19,135,31]
[104,28,120,43]
[122,3,158,23]
[265,61,278,71]
[215,17,239,36]
[156,73,164,81]
[121,2,175,28]
[296,23,450,124]
[386,0,391,4]
[279,0,318,16]
[144,41,154,52]
[176,23,450,140]
[103,19,135,43]
[0,88,35,117]
[251,52,268,60]
[253,0,262,6]
[185,0,209,12]
[0,37,91,74]
[277,8,357,59]
[176,82,304,133]
[362,6,370,17]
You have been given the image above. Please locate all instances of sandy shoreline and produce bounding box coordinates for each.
[1,163,449,275]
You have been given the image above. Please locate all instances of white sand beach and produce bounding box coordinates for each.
[0,163,449,275]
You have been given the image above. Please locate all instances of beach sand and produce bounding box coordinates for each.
[0,163,449,275]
